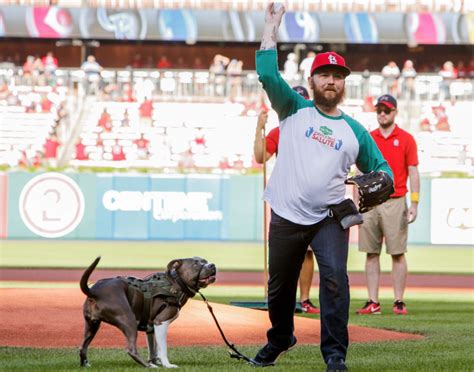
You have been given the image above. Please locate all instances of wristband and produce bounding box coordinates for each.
[410,192,419,203]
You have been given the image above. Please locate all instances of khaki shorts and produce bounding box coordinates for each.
[358,197,408,255]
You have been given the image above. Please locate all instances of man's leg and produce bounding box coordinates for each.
[299,250,314,302]
[311,217,350,363]
[357,206,383,314]
[266,211,308,349]
[392,253,407,301]
[366,253,381,302]
[381,197,408,312]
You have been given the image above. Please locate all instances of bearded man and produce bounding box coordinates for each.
[251,4,393,371]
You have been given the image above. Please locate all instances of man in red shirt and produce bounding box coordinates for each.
[44,133,60,165]
[112,142,126,161]
[156,55,172,69]
[98,109,112,132]
[41,52,58,72]
[139,99,153,118]
[253,86,320,315]
[356,94,420,316]
[134,135,149,160]
[75,140,88,160]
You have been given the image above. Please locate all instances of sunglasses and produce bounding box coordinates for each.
[376,107,394,115]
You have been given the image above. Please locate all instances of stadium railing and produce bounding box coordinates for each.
[1,67,472,102]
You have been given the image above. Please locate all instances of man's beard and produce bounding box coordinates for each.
[379,119,394,129]
[313,86,345,109]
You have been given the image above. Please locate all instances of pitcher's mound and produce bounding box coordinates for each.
[0,289,422,348]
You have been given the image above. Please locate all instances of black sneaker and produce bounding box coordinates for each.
[326,357,348,371]
[251,337,297,367]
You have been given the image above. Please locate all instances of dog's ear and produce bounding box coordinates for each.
[167,259,183,272]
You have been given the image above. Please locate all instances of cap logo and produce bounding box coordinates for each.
[328,55,338,64]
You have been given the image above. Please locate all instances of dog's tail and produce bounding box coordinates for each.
[80,256,101,297]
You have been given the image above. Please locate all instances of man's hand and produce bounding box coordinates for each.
[256,111,269,131]
[260,3,286,50]
[253,110,269,163]
[265,2,286,25]
[407,203,418,224]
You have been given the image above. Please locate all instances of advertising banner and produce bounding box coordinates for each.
[0,6,470,45]
[6,172,263,241]
[344,12,378,44]
[430,179,474,245]
[0,173,7,238]
[6,172,471,245]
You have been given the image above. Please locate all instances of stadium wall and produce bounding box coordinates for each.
[2,172,472,245]
[6,172,263,241]
[0,173,7,238]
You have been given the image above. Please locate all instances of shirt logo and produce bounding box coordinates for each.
[393,139,399,147]
[328,55,338,64]
[305,126,343,151]
[320,125,333,136]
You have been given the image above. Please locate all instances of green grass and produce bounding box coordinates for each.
[1,240,473,274]
[1,297,473,371]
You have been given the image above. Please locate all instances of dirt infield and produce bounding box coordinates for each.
[0,288,423,349]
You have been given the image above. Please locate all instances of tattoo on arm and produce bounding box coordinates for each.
[260,25,278,50]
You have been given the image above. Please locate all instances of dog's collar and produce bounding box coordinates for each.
[167,269,197,298]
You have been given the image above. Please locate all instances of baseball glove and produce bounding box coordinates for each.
[345,171,394,213]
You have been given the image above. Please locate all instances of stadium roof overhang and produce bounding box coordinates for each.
[0,0,472,14]
[0,1,472,45]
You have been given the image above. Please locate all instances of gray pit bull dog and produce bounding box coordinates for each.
[79,256,217,368]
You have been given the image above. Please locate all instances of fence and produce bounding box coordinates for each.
[1,172,472,245]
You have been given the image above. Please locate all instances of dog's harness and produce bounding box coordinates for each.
[123,272,195,333]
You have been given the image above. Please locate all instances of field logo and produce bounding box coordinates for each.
[19,173,85,238]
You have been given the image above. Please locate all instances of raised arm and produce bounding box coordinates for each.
[256,3,308,121]
[260,3,285,50]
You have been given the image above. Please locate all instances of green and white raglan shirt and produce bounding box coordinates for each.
[256,50,393,225]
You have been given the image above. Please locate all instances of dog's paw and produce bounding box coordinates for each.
[147,363,159,368]
[148,358,161,366]
[162,362,178,368]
